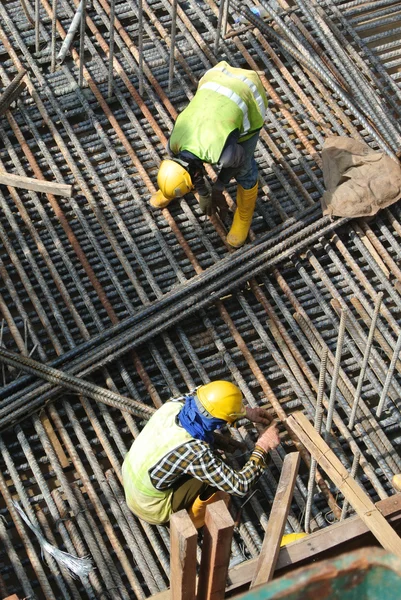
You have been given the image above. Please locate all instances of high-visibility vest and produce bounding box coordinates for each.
[122,401,194,524]
[169,61,268,164]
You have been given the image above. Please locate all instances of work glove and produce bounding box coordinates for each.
[245,406,271,427]
[255,423,280,453]
[211,187,229,220]
[198,180,228,217]
[199,193,214,216]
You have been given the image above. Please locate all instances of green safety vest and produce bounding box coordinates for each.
[122,402,194,524]
[169,61,268,164]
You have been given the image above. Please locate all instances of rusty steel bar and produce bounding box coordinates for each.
[304,348,328,533]
[69,431,162,595]
[0,210,341,426]
[294,306,395,490]
[105,469,170,586]
[35,0,40,52]
[340,449,361,521]
[214,0,226,54]
[260,286,360,487]
[79,0,86,87]
[168,0,178,92]
[236,293,340,520]
[0,346,156,420]
[376,330,401,418]
[304,244,401,424]
[107,0,116,98]
[138,0,144,95]
[0,66,158,422]
[51,0,58,72]
[348,293,383,431]
[325,308,347,440]
[221,0,230,38]
[0,69,26,115]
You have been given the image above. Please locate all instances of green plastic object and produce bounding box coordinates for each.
[236,547,401,599]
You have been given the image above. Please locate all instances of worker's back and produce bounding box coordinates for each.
[122,401,193,524]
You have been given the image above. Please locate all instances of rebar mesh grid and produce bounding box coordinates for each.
[0,0,401,597]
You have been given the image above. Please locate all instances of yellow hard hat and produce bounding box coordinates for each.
[196,381,245,424]
[280,533,307,547]
[157,159,193,201]
[392,474,401,492]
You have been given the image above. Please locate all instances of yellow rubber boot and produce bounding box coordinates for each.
[226,182,258,248]
[149,189,172,209]
[187,491,230,529]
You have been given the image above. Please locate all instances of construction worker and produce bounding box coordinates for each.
[150,61,268,248]
[122,381,280,528]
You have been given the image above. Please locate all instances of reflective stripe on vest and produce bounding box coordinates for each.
[211,63,267,126]
[169,61,268,164]
[198,81,252,134]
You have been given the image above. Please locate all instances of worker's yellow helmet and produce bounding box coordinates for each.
[196,381,245,424]
[157,159,193,201]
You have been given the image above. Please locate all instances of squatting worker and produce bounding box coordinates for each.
[122,381,280,528]
[150,61,268,249]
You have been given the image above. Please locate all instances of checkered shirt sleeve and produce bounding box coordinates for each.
[148,440,267,497]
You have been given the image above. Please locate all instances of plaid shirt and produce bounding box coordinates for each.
[148,439,267,497]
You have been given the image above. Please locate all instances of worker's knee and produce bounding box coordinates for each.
[171,477,209,513]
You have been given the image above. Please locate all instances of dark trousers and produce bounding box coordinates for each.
[171,476,214,513]
[219,132,260,190]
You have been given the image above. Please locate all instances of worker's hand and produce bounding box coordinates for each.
[255,423,280,453]
[199,193,213,216]
[211,187,228,220]
[245,406,271,426]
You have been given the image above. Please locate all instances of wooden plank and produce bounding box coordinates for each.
[197,500,234,600]
[251,451,300,588]
[150,494,401,600]
[0,172,73,198]
[170,510,197,600]
[40,411,70,469]
[287,411,401,558]
[2,595,21,600]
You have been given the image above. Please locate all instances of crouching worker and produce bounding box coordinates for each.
[122,381,280,528]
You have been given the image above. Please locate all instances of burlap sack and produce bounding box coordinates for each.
[321,136,401,218]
